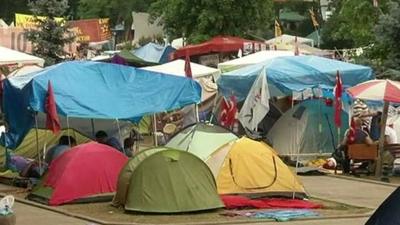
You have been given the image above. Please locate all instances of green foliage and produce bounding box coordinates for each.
[0,0,30,24]
[321,0,389,49]
[25,0,75,66]
[149,0,274,44]
[77,0,156,26]
[374,1,400,71]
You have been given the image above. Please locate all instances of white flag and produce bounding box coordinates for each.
[238,67,270,131]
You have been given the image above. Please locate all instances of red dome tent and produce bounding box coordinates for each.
[28,142,128,205]
[171,36,266,60]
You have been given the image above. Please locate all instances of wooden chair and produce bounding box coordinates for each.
[348,144,378,175]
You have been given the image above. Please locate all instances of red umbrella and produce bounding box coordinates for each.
[347,79,400,177]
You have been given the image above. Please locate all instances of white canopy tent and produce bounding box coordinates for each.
[266,34,314,47]
[142,59,220,79]
[218,50,295,73]
[0,46,45,67]
[5,65,43,79]
[142,59,219,102]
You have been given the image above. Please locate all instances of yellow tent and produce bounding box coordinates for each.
[206,137,306,198]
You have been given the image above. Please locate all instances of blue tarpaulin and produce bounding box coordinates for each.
[2,61,201,149]
[133,43,176,64]
[217,55,374,101]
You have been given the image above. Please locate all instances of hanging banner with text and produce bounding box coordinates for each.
[68,18,111,43]
[15,13,64,29]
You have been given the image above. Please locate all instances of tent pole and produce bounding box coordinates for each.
[91,119,95,138]
[34,113,42,173]
[66,115,71,146]
[116,118,126,155]
[375,101,389,178]
[153,114,158,146]
[194,104,199,123]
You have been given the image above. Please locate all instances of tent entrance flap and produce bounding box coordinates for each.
[229,156,278,190]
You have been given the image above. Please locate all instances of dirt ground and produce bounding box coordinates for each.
[1,186,371,224]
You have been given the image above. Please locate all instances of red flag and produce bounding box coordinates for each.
[45,81,61,134]
[219,96,237,128]
[334,71,342,127]
[294,36,300,56]
[347,117,356,144]
[184,54,192,78]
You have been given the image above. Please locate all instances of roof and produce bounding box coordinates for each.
[142,59,220,78]
[172,36,266,59]
[0,46,45,66]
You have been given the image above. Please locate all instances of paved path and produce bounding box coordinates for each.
[300,176,397,208]
[1,176,396,225]
[14,202,90,225]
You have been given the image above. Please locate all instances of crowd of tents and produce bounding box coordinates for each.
[1,34,399,219]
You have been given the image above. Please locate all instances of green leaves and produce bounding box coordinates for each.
[25,0,75,66]
[149,0,274,44]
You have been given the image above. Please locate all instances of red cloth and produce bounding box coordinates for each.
[45,81,61,134]
[221,195,323,209]
[334,71,343,127]
[219,96,237,128]
[347,118,356,144]
[45,142,128,205]
[172,36,264,59]
[294,36,300,56]
[184,54,192,78]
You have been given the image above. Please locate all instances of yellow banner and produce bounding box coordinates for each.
[15,13,64,29]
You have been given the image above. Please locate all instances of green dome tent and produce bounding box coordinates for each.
[112,147,223,213]
[166,123,238,160]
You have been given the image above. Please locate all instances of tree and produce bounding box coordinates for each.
[149,0,274,44]
[373,1,400,71]
[77,0,157,37]
[321,0,390,50]
[25,0,75,66]
[0,0,30,24]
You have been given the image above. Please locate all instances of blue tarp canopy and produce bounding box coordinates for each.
[3,61,201,148]
[217,55,374,101]
[133,43,176,64]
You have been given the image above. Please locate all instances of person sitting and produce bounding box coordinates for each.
[95,130,124,153]
[45,135,76,165]
[337,117,375,173]
[123,137,135,157]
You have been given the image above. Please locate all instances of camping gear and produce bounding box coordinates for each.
[2,61,201,149]
[206,137,306,197]
[133,42,175,64]
[251,209,319,221]
[112,147,224,213]
[347,79,400,177]
[365,187,400,225]
[27,142,128,205]
[165,123,238,160]
[218,55,373,101]
[267,99,349,156]
[221,195,322,209]
[0,195,15,225]
[0,46,44,67]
